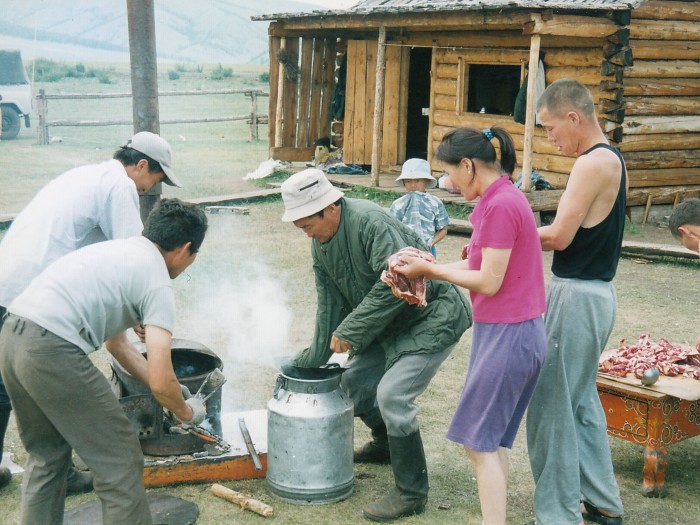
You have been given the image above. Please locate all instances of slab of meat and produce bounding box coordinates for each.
[599,334,700,380]
[380,247,435,307]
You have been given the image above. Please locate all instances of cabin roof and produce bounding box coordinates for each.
[253,0,644,21]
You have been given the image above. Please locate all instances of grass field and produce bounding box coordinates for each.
[1,62,699,525]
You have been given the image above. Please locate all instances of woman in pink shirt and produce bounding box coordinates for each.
[397,127,547,525]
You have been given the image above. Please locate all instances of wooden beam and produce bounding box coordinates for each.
[630,40,700,60]
[624,97,700,117]
[614,116,700,135]
[269,146,315,162]
[630,19,700,41]
[274,37,286,148]
[371,26,387,187]
[624,78,700,97]
[521,34,541,192]
[632,0,700,22]
[524,13,620,38]
[626,60,700,79]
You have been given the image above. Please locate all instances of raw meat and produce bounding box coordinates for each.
[380,247,435,307]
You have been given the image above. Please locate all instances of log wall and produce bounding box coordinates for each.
[623,0,700,192]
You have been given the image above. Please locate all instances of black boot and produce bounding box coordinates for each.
[362,430,429,522]
[66,466,94,495]
[0,399,12,490]
[354,409,390,464]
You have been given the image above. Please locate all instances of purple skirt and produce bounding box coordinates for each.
[446,318,546,452]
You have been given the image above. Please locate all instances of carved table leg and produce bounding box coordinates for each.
[642,445,668,498]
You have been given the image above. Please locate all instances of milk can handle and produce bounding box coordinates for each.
[273,375,287,399]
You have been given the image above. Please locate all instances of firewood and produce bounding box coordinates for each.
[211,484,273,517]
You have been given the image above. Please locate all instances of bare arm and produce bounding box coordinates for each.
[398,247,512,297]
[105,331,149,385]
[432,227,448,246]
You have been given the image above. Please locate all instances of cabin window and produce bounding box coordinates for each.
[460,63,521,116]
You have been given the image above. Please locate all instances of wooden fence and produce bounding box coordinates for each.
[35,88,269,144]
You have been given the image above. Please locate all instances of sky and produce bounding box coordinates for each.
[304,0,359,8]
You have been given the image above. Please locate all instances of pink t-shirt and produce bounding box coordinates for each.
[466,176,546,323]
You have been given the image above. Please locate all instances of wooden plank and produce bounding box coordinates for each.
[382,42,401,166]
[521,34,541,192]
[623,149,700,170]
[628,168,700,187]
[269,36,281,150]
[544,47,603,67]
[319,38,336,141]
[436,48,528,65]
[282,37,299,148]
[343,40,358,164]
[624,96,700,117]
[427,47,438,164]
[545,66,603,85]
[434,94,457,112]
[619,132,700,152]
[616,115,700,135]
[308,37,325,146]
[365,39,378,169]
[296,37,314,148]
[436,63,458,80]
[355,41,368,164]
[434,77,457,96]
[187,188,282,206]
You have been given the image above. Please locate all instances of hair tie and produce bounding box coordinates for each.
[482,128,494,141]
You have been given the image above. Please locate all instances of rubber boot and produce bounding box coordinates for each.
[0,391,12,491]
[66,466,94,495]
[362,430,429,522]
[354,408,390,464]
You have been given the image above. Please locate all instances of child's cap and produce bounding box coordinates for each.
[395,158,437,188]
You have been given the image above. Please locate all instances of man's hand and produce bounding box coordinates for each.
[177,397,206,426]
[133,324,146,343]
[330,336,352,354]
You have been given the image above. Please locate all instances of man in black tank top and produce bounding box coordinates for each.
[525,79,625,525]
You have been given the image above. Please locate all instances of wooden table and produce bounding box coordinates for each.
[596,375,700,497]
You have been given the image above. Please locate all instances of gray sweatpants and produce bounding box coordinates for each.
[526,277,624,525]
[0,314,152,525]
[341,344,454,437]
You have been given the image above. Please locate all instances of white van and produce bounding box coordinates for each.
[0,50,32,140]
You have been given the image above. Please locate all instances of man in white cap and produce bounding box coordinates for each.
[281,168,472,522]
[0,131,180,495]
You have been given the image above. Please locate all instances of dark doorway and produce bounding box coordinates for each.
[405,47,432,160]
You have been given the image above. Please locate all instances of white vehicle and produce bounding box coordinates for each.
[0,50,32,140]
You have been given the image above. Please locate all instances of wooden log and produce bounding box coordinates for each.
[427,48,438,163]
[435,48,528,65]
[434,94,457,112]
[274,37,286,148]
[319,38,336,141]
[211,484,273,517]
[269,146,315,162]
[371,26,387,187]
[632,0,700,22]
[614,116,700,135]
[524,13,620,38]
[623,149,700,170]
[282,38,300,148]
[521,34,541,192]
[621,241,700,260]
[626,60,700,79]
[382,43,402,165]
[269,35,281,149]
[627,167,700,187]
[545,67,603,85]
[398,45,409,162]
[544,48,602,68]
[436,63,458,80]
[434,78,457,96]
[343,39,358,164]
[364,40,378,168]
[630,40,700,60]
[630,20,700,41]
[624,78,700,97]
[619,133,700,152]
[624,97,700,117]
[642,194,653,225]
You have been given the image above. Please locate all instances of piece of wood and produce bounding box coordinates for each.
[614,115,700,135]
[632,0,700,22]
[211,484,273,517]
[427,49,438,163]
[307,37,325,145]
[436,47,529,65]
[343,40,358,164]
[631,40,700,61]
[269,146,315,162]
[626,60,700,79]
[355,40,368,163]
[371,26,387,187]
[642,194,653,224]
[619,132,700,152]
[621,240,700,261]
[381,42,401,165]
[282,37,300,148]
[521,34,541,193]
[364,39,378,169]
[543,47,602,67]
[397,45,409,163]
[631,19,700,41]
[624,97,700,117]
[545,66,602,85]
[622,149,700,170]
[624,77,700,97]
[296,37,314,148]
[274,37,285,148]
[319,37,336,141]
[524,13,620,38]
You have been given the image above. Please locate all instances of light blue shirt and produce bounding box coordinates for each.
[389,191,449,247]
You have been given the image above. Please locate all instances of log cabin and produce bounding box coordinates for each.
[253,0,700,214]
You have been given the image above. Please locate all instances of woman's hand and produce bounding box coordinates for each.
[394,254,432,279]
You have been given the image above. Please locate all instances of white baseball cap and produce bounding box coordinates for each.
[124,131,181,188]
[395,158,437,189]
[281,168,344,222]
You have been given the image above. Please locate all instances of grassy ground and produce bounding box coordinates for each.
[0,64,699,524]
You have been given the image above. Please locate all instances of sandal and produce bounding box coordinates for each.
[582,501,622,525]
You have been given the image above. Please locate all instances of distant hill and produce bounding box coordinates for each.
[0,0,327,65]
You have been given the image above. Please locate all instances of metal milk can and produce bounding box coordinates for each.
[266,364,354,505]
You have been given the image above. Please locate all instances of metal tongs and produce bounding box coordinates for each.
[193,368,227,402]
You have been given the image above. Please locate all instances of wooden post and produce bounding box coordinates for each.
[642,194,653,225]
[37,89,49,145]
[274,38,286,148]
[520,34,541,193]
[371,26,387,187]
[249,90,259,141]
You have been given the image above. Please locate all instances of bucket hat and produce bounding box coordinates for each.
[124,131,181,188]
[281,168,344,222]
[395,158,437,188]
